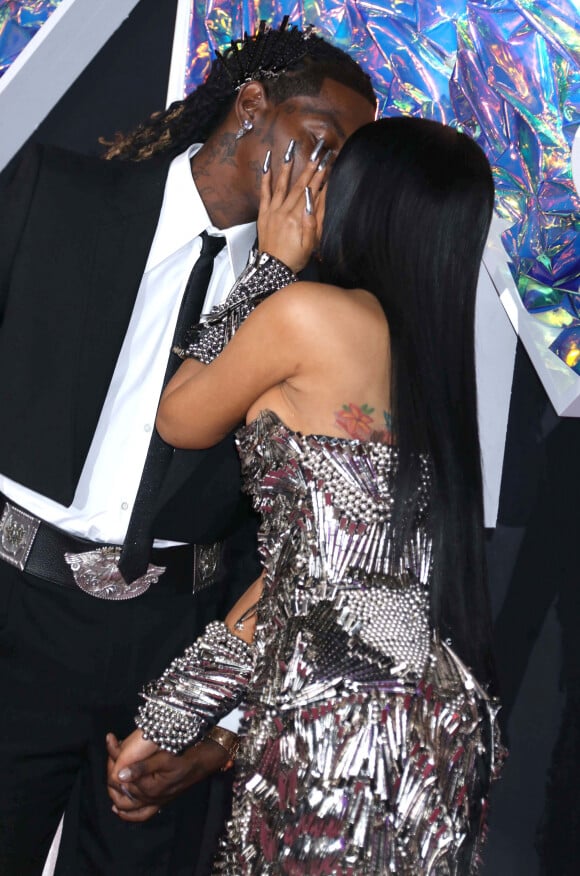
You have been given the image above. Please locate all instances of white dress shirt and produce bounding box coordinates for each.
[0,145,256,545]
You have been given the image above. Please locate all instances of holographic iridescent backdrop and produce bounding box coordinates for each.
[180,0,580,375]
[2,1,579,374]
[0,0,64,77]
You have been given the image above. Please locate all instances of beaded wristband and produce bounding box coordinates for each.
[173,249,297,364]
[135,620,255,755]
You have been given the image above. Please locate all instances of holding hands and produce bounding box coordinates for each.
[258,137,330,273]
[106,730,231,822]
[105,143,332,825]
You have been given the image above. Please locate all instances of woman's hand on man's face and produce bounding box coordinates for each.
[257,137,331,273]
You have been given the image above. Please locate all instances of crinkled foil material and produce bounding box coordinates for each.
[2,1,578,373]
[0,1,64,77]
[183,0,580,374]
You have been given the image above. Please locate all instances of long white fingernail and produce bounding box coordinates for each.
[310,137,325,163]
[317,150,333,172]
[284,139,296,163]
[305,186,313,214]
[118,768,131,781]
[262,150,271,173]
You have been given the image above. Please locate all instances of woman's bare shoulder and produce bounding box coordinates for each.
[244,282,388,357]
[264,280,381,321]
[265,279,344,303]
[247,281,344,329]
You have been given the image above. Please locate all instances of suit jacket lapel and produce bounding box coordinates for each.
[73,154,172,481]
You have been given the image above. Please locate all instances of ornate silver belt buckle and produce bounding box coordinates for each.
[0,503,41,570]
[64,547,165,600]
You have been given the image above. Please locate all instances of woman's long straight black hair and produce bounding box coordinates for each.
[319,117,496,685]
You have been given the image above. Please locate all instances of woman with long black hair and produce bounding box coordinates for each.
[111,116,504,873]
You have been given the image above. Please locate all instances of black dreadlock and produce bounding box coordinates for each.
[103,18,376,161]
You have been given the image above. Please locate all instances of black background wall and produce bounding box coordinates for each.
[2,1,575,872]
[2,0,179,172]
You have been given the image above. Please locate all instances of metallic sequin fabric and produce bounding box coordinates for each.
[136,621,256,754]
[175,251,297,364]
[213,410,503,875]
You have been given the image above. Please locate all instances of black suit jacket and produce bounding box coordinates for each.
[0,144,256,560]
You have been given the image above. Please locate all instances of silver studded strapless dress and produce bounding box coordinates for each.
[212,409,503,876]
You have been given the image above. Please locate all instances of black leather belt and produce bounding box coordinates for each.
[0,494,220,600]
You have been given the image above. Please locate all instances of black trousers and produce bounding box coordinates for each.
[0,560,227,876]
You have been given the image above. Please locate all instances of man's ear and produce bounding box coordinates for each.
[235,81,272,128]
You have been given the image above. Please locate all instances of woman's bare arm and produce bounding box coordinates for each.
[156,281,317,449]
[224,571,264,645]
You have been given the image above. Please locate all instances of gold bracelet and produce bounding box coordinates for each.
[205,726,240,770]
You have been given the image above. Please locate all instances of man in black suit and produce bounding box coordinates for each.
[0,21,376,876]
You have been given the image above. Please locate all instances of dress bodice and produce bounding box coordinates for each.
[211,411,503,876]
[235,409,435,701]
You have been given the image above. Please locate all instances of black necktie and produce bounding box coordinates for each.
[118,231,227,583]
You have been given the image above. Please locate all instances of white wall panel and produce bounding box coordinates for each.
[0,0,142,170]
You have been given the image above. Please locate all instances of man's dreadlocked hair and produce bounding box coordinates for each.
[103,18,376,161]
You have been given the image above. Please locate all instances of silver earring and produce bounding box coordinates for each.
[235,119,254,140]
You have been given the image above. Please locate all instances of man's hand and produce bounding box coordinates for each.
[106,731,230,822]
